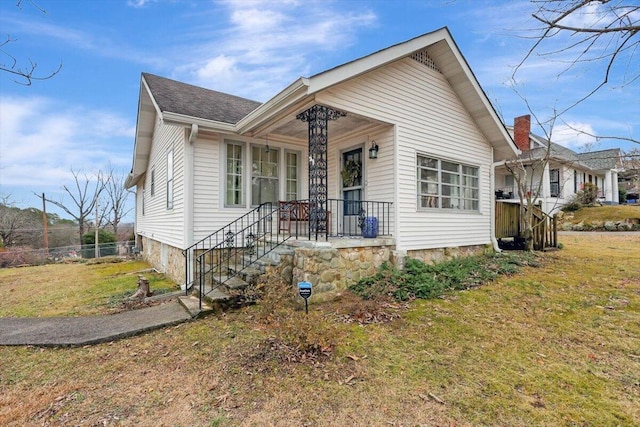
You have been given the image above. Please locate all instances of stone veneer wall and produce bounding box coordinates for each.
[292,244,392,302]
[141,236,185,285]
[291,242,491,301]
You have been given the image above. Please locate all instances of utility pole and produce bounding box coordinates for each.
[41,193,49,256]
[95,198,99,258]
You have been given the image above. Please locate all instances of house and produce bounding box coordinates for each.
[125,27,519,298]
[494,115,623,215]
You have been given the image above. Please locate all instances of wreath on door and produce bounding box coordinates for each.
[341,159,361,187]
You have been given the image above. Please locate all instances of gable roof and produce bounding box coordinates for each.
[127,27,519,187]
[507,126,622,172]
[577,149,623,171]
[143,73,262,124]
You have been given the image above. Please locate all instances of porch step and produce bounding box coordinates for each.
[228,265,262,283]
[217,274,250,290]
[178,295,213,318]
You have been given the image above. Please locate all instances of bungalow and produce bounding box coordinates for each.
[495,115,623,215]
[125,27,519,299]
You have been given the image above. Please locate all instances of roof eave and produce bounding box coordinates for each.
[236,77,310,134]
[162,111,237,133]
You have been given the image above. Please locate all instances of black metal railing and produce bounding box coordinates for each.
[277,198,393,240]
[182,202,291,309]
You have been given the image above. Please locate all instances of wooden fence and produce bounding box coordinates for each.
[495,201,558,250]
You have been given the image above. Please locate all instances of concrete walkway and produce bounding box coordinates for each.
[0,298,203,347]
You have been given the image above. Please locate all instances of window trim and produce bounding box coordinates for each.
[550,168,560,198]
[166,148,174,210]
[224,140,245,208]
[150,168,155,196]
[417,154,480,212]
[250,144,280,206]
[284,149,300,201]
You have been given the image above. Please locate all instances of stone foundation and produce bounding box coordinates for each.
[291,241,491,301]
[140,236,185,285]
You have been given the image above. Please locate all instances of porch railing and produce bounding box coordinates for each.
[278,198,393,240]
[183,203,290,304]
[495,201,558,250]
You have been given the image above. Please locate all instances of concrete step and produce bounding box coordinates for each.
[178,295,213,318]
[216,274,249,290]
[228,265,262,283]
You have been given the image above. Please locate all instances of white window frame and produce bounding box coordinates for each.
[417,154,480,211]
[251,144,280,206]
[166,149,174,210]
[150,168,155,197]
[284,149,300,201]
[225,141,245,207]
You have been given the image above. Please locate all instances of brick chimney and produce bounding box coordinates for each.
[514,115,531,151]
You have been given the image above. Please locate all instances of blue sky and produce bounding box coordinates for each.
[1,0,638,221]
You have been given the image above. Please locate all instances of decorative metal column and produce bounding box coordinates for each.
[296,105,346,239]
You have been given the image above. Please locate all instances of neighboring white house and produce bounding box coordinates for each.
[125,27,519,290]
[495,115,623,215]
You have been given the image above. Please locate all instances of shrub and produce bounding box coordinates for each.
[81,229,117,258]
[562,197,582,212]
[619,187,627,204]
[577,182,599,205]
[350,253,538,302]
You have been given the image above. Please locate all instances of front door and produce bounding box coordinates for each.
[341,147,363,235]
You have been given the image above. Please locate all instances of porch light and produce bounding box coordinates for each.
[368,140,379,159]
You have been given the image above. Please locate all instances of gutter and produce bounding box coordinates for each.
[162,112,236,134]
[490,148,502,253]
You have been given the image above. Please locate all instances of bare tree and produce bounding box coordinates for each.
[41,169,108,242]
[514,0,639,130]
[1,0,62,85]
[503,112,560,251]
[102,167,133,238]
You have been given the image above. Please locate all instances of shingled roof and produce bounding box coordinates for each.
[577,149,623,171]
[142,73,262,124]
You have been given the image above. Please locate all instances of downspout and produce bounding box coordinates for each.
[490,147,502,253]
[182,123,197,291]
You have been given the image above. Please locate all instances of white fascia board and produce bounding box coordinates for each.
[161,111,237,133]
[236,78,310,134]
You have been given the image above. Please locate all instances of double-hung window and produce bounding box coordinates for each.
[251,145,279,205]
[285,151,299,201]
[417,155,479,210]
[550,168,560,197]
[166,149,174,209]
[226,142,244,206]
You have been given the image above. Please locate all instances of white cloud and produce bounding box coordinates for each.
[0,96,134,189]
[177,0,377,101]
[551,122,598,149]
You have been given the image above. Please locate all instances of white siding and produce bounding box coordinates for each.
[135,118,186,248]
[191,134,308,244]
[318,57,493,250]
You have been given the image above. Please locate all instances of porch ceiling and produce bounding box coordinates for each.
[268,110,381,141]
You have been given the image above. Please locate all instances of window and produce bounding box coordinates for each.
[251,145,279,205]
[417,155,479,210]
[285,151,299,201]
[550,168,560,197]
[225,142,244,206]
[150,169,155,196]
[574,170,578,193]
[166,149,174,209]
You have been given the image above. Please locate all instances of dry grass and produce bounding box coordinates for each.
[1,234,639,426]
[0,259,178,317]
[563,204,640,224]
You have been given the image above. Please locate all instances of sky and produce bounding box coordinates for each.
[1,0,639,222]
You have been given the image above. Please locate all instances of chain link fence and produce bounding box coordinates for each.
[0,241,136,268]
